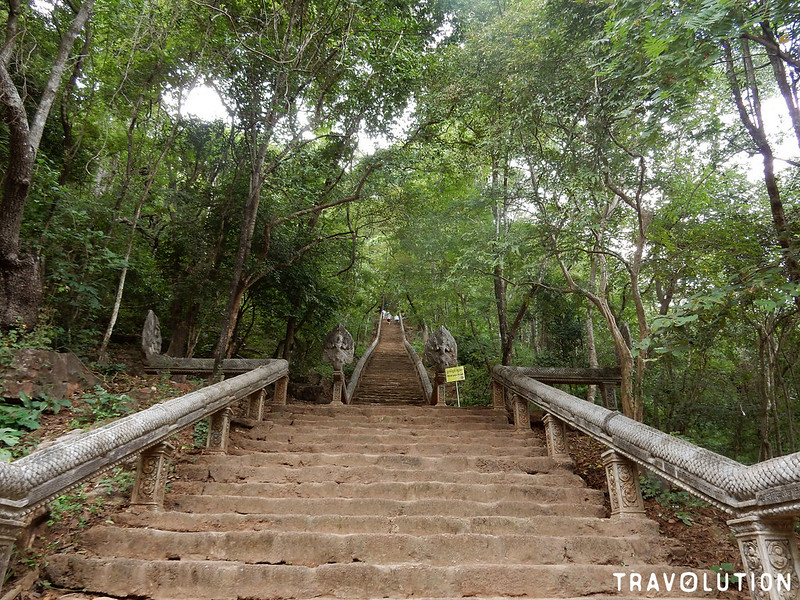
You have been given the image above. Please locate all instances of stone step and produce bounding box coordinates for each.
[265,404,509,420]
[114,512,659,538]
[254,418,516,433]
[76,527,670,567]
[176,463,584,486]
[168,495,607,519]
[239,429,541,449]
[169,480,602,505]
[251,420,527,436]
[269,402,503,418]
[192,450,572,473]
[45,558,716,600]
[257,416,517,432]
[231,438,548,457]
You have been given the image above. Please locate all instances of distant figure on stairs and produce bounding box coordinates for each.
[394,314,400,324]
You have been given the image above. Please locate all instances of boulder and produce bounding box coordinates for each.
[0,349,100,400]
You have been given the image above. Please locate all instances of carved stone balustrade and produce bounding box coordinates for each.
[510,394,529,431]
[491,365,800,600]
[602,449,645,517]
[207,406,234,453]
[0,360,289,584]
[131,442,174,509]
[728,516,800,600]
[543,414,569,458]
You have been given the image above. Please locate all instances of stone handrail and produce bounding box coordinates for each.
[345,314,382,402]
[492,364,800,600]
[493,365,800,517]
[0,359,289,583]
[399,315,432,403]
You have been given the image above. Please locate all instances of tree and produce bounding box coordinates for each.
[0,0,94,329]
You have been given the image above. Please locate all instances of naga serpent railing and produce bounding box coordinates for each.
[0,359,290,586]
[492,365,800,600]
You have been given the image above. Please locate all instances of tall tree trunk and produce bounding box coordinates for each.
[723,38,800,284]
[757,322,778,461]
[0,0,94,329]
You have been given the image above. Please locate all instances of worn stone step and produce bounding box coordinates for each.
[77,527,670,567]
[114,512,659,538]
[168,480,602,505]
[190,450,572,473]
[240,429,540,449]
[265,404,510,421]
[251,420,527,437]
[176,462,585,487]
[168,495,607,519]
[45,558,715,600]
[232,438,548,457]
[253,418,516,433]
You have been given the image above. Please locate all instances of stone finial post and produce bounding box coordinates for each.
[424,326,457,407]
[543,413,569,457]
[206,407,233,453]
[273,376,289,406]
[602,449,645,517]
[331,371,346,405]
[431,371,447,407]
[246,389,266,420]
[322,324,354,405]
[511,394,530,431]
[131,441,174,509]
[727,515,800,600]
[141,310,162,359]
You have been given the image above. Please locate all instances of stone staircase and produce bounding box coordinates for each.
[43,402,710,599]
[350,322,425,404]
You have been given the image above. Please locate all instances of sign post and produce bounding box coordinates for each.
[445,365,466,407]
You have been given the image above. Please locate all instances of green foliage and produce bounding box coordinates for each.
[70,387,134,427]
[97,466,135,497]
[46,487,88,527]
[0,393,73,462]
[193,419,209,449]
[640,472,708,526]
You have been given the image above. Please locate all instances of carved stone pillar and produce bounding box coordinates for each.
[727,515,800,600]
[246,389,266,420]
[273,376,289,406]
[511,395,530,431]
[543,413,569,457]
[0,516,25,586]
[599,383,618,410]
[206,407,233,453]
[431,372,447,407]
[131,441,174,509]
[491,381,505,410]
[331,371,345,405]
[602,449,645,517]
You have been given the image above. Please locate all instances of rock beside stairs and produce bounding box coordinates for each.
[45,404,711,600]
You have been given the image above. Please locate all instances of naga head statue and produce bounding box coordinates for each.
[424,326,457,372]
[141,310,162,358]
[322,323,354,371]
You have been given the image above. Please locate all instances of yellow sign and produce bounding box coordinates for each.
[445,366,465,382]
